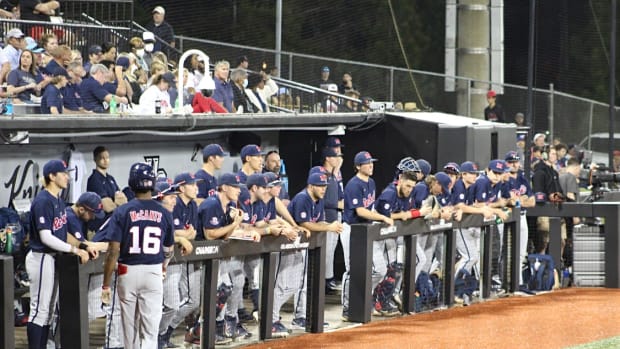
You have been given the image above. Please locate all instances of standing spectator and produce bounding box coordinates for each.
[533,133,546,147]
[142,31,156,68]
[87,146,128,229]
[257,69,278,110]
[20,0,59,21]
[484,90,504,122]
[7,49,50,103]
[318,65,333,88]
[514,112,526,126]
[0,28,26,86]
[145,6,175,54]
[212,60,234,113]
[40,68,69,114]
[555,143,569,170]
[245,73,268,113]
[39,33,58,67]
[230,68,253,113]
[338,72,358,94]
[80,64,128,113]
[236,55,249,70]
[84,45,102,74]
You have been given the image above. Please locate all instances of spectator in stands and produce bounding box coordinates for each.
[7,49,51,103]
[533,133,546,147]
[178,67,195,105]
[341,89,361,112]
[20,0,59,21]
[559,158,581,203]
[129,36,148,72]
[24,36,45,69]
[212,60,235,112]
[80,63,128,113]
[101,42,117,62]
[0,28,26,86]
[137,71,173,115]
[484,90,504,122]
[192,76,227,114]
[338,72,358,94]
[70,49,82,64]
[318,65,333,88]
[84,45,102,74]
[230,68,252,113]
[42,44,71,75]
[41,67,69,114]
[142,31,156,67]
[555,143,569,171]
[185,53,205,87]
[247,73,271,113]
[39,33,58,67]
[0,0,17,18]
[236,55,249,70]
[63,61,85,113]
[145,6,175,53]
[114,55,134,103]
[257,69,278,111]
[514,112,526,126]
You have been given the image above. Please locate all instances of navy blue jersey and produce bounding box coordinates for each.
[343,175,376,224]
[239,199,265,225]
[172,196,199,230]
[507,171,533,198]
[91,217,112,242]
[496,180,512,200]
[198,195,235,239]
[412,182,430,208]
[376,183,413,216]
[322,167,343,222]
[472,174,495,203]
[108,199,175,265]
[87,170,120,200]
[29,190,69,253]
[195,169,218,198]
[40,84,63,114]
[63,82,83,111]
[80,76,109,112]
[450,178,476,206]
[262,197,277,222]
[437,191,451,207]
[288,189,325,224]
[65,207,86,241]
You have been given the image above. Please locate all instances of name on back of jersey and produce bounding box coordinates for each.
[130,209,163,223]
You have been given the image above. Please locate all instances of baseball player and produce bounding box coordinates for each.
[102,162,175,349]
[271,172,343,337]
[26,159,91,348]
[341,151,394,321]
[191,173,260,346]
[159,172,201,348]
[504,151,535,285]
[195,143,225,205]
[86,146,128,230]
[375,170,428,314]
[316,147,345,295]
[450,161,495,304]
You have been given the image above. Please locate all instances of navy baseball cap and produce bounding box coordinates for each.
[203,144,225,157]
[308,165,328,176]
[321,66,330,73]
[174,172,203,185]
[417,159,431,176]
[43,159,74,177]
[460,161,479,173]
[322,147,342,158]
[88,45,102,55]
[116,56,130,70]
[162,72,176,84]
[505,151,521,162]
[354,151,378,165]
[443,162,460,175]
[435,172,451,194]
[152,181,180,200]
[219,173,243,187]
[240,144,263,160]
[50,67,69,79]
[77,192,105,219]
[488,160,509,173]
[246,173,268,188]
[325,137,344,148]
[263,172,282,187]
[308,172,328,186]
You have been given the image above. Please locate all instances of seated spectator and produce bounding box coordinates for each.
[192,77,227,113]
[185,54,205,87]
[114,55,134,102]
[338,72,358,94]
[84,45,102,74]
[152,51,169,69]
[70,49,83,65]
[39,32,58,67]
[42,44,71,75]
[148,61,167,85]
[0,28,26,86]
[212,60,234,112]
[63,61,86,113]
[7,49,51,103]
[80,64,128,113]
[257,69,278,111]
[342,89,361,112]
[101,42,117,62]
[142,31,156,68]
[245,73,267,113]
[231,68,253,113]
[137,72,173,115]
[24,36,45,69]
[41,68,69,114]
[128,36,148,72]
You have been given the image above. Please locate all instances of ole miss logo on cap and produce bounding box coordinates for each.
[236,175,241,182]
[364,152,371,159]
[496,162,504,170]
[320,174,327,182]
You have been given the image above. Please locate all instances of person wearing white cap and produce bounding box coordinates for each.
[145,5,175,53]
[0,28,26,86]
[20,0,60,21]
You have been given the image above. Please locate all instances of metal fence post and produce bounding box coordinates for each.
[259,252,278,340]
[306,234,325,333]
[588,102,594,149]
[481,225,494,299]
[389,68,394,102]
[200,259,219,349]
[0,255,14,349]
[549,83,554,141]
[349,224,373,323]
[548,217,562,270]
[509,208,522,292]
[466,78,472,117]
[402,233,417,313]
[58,254,89,349]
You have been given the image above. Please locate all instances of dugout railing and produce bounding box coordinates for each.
[348,210,521,324]
[0,232,326,349]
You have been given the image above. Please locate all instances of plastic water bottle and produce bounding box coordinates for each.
[280,159,289,194]
[5,96,13,115]
[5,226,12,254]
[109,96,117,114]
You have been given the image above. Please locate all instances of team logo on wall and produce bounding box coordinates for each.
[144,156,168,179]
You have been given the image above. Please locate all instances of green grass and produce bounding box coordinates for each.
[566,336,620,349]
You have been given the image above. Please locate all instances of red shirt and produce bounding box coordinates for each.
[192,93,228,113]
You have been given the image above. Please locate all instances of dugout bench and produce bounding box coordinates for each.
[43,232,325,349]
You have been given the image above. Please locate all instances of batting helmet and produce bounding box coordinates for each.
[396,157,420,173]
[128,162,156,191]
